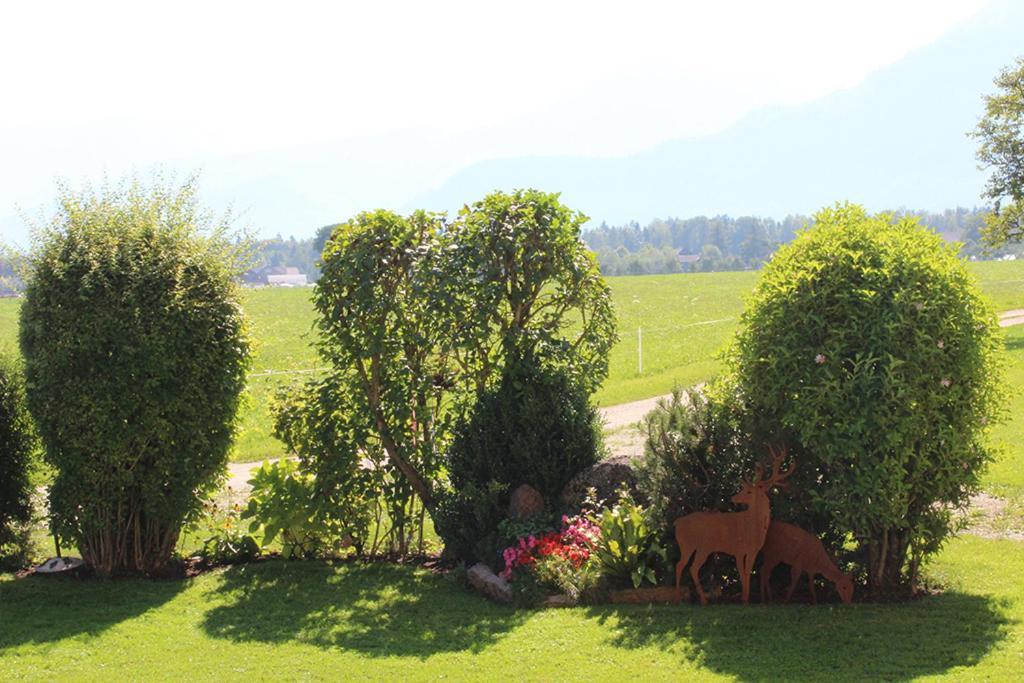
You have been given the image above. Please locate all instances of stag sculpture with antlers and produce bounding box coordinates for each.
[674,445,794,605]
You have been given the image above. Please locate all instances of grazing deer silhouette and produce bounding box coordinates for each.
[759,520,854,604]
[674,446,794,605]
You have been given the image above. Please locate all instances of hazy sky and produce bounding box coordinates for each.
[0,0,991,240]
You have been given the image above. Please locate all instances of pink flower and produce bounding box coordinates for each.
[815,354,826,365]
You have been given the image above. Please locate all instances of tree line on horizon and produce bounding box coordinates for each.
[587,206,1022,276]
[230,205,1024,285]
[2,206,1019,294]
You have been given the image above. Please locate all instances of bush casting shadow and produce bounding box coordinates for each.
[201,560,525,658]
[0,574,186,650]
[584,592,1011,681]
[1003,334,1024,353]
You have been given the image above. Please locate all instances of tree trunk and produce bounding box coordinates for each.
[867,527,911,598]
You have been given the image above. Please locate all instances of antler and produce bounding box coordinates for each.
[749,463,765,484]
[762,444,795,489]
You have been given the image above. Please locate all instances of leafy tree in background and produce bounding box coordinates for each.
[972,56,1024,246]
[19,178,251,575]
[313,223,341,256]
[727,203,1006,596]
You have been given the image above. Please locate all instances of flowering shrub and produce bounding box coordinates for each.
[188,496,259,565]
[500,514,599,579]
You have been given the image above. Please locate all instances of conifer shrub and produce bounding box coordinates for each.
[435,355,604,564]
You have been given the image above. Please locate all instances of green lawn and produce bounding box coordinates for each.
[987,324,1024,492]
[1,260,1021,463]
[0,535,1021,681]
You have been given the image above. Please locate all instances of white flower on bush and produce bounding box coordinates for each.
[940,378,952,388]
[815,353,826,365]
[914,302,924,312]
[937,339,945,349]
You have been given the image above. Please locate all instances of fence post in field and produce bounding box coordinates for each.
[638,326,643,375]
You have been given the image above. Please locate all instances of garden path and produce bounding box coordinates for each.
[1000,308,1024,327]
[223,394,678,491]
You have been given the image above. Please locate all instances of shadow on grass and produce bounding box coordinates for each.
[585,591,1012,681]
[201,560,525,658]
[1004,333,1024,353]
[0,574,186,650]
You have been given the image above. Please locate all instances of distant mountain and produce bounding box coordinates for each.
[3,2,1021,246]
[412,0,1024,224]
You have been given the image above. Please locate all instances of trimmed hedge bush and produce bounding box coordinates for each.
[19,179,251,575]
[726,203,1006,594]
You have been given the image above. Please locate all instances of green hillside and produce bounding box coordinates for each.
[0,260,1021,463]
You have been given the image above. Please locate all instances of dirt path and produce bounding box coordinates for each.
[600,394,671,431]
[1000,308,1024,327]
[224,395,678,490]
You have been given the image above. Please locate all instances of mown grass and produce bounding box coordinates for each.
[0,534,1021,681]
[0,260,1021,463]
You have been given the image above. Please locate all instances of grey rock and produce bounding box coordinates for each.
[467,562,513,604]
[561,454,639,511]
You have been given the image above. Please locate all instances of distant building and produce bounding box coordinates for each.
[266,267,308,286]
[677,251,702,266]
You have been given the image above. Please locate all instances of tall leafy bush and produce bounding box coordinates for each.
[289,190,616,563]
[727,203,1006,593]
[19,178,251,575]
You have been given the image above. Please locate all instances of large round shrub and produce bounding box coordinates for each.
[727,203,1006,594]
[0,354,35,568]
[19,179,251,575]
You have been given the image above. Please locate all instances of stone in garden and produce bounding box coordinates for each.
[561,454,639,511]
[467,563,512,604]
[33,557,85,574]
[508,484,545,520]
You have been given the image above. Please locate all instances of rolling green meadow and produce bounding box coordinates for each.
[1,260,1023,680]
[1,261,1022,465]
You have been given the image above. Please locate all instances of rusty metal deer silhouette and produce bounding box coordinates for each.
[759,520,854,604]
[674,445,794,605]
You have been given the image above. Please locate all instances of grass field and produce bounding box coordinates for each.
[0,260,1022,463]
[1,535,1021,681]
